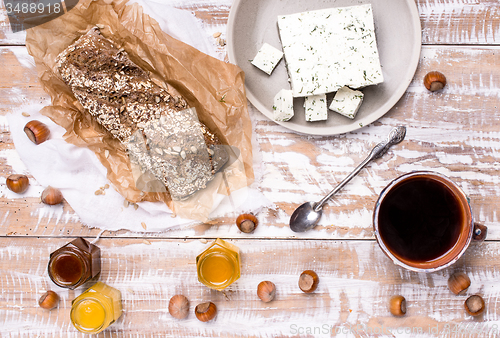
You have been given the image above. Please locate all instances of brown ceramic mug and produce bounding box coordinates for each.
[373,171,487,272]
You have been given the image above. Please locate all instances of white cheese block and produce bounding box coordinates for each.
[277,4,384,97]
[251,43,284,75]
[304,94,327,122]
[273,89,294,121]
[329,86,364,119]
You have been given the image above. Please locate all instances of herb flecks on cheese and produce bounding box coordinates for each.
[304,94,328,122]
[251,43,284,75]
[277,4,383,97]
[329,86,364,119]
[273,89,294,121]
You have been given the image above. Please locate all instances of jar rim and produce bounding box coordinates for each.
[70,297,111,333]
[48,249,88,288]
[197,251,239,290]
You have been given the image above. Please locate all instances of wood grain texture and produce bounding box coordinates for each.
[0,2,25,46]
[1,238,500,337]
[2,46,500,239]
[2,0,500,46]
[419,0,500,45]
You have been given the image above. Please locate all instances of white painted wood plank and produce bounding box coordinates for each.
[1,238,499,337]
[1,30,500,242]
[2,0,500,46]
[2,45,500,239]
[419,0,500,45]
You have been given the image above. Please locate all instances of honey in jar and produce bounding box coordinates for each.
[70,282,122,334]
[48,237,100,289]
[196,238,240,290]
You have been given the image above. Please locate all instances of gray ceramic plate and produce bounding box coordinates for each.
[227,0,421,135]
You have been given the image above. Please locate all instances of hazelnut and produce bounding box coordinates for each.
[236,214,258,233]
[39,290,59,310]
[465,295,485,316]
[423,71,447,92]
[6,174,29,194]
[195,302,217,322]
[41,186,64,205]
[389,295,406,316]
[257,281,276,303]
[298,270,319,293]
[448,272,471,295]
[168,294,189,319]
[24,120,50,145]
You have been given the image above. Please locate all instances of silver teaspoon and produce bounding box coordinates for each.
[289,126,407,233]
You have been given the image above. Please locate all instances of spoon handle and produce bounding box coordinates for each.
[314,126,405,211]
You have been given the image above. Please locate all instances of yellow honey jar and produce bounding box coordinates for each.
[70,282,122,334]
[196,238,241,290]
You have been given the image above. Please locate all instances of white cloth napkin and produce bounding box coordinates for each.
[7,1,270,232]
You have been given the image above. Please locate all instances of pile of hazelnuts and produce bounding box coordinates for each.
[166,269,318,322]
[6,119,64,205]
[389,272,485,317]
[448,272,485,317]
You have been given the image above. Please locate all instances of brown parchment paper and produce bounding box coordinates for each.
[25,0,254,220]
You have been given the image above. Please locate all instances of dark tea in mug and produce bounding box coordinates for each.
[377,176,464,262]
[373,171,476,272]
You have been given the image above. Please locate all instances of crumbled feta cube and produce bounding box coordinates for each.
[273,89,294,121]
[277,4,384,97]
[329,86,364,119]
[304,94,327,122]
[251,43,284,75]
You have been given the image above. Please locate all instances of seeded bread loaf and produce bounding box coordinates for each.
[55,27,226,200]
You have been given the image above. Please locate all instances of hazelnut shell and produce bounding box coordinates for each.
[389,295,406,316]
[465,295,485,316]
[24,120,50,145]
[257,281,276,303]
[41,186,64,205]
[39,290,59,310]
[424,71,447,92]
[195,302,217,322]
[299,270,319,293]
[236,214,258,233]
[448,272,471,295]
[6,174,29,194]
[168,294,189,319]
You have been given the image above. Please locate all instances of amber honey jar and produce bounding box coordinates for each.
[196,238,241,290]
[48,237,101,289]
[70,282,122,334]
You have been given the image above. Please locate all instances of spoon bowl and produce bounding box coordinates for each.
[289,201,322,232]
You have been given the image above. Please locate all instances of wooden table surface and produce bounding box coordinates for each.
[2,0,500,337]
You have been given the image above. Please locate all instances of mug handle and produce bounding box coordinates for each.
[473,222,487,241]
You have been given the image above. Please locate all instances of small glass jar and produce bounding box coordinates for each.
[48,237,101,289]
[70,282,122,334]
[196,238,240,290]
